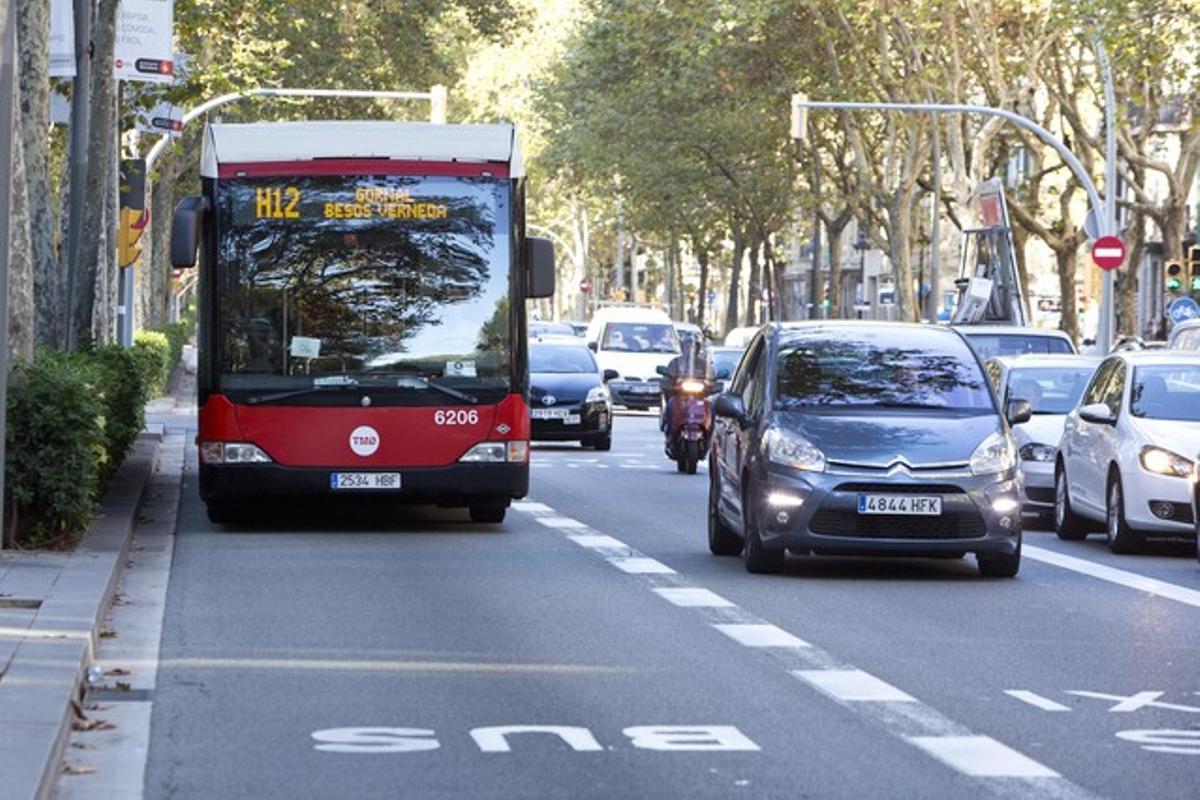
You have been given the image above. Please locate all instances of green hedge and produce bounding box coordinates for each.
[133,330,171,397]
[94,345,150,483]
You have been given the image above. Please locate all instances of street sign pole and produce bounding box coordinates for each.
[65,0,93,351]
[0,0,15,549]
[1096,37,1118,354]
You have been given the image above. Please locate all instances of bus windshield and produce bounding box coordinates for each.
[215,174,511,399]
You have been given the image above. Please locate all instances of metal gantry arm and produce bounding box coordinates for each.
[145,86,448,172]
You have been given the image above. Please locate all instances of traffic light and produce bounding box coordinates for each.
[118,208,148,267]
[1166,260,1184,293]
[1191,246,1200,293]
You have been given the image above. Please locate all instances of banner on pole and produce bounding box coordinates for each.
[135,100,182,136]
[49,0,75,77]
[113,0,174,83]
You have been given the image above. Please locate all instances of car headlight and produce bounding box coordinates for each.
[970,431,1016,476]
[585,385,610,404]
[763,427,825,473]
[1019,443,1057,463]
[1139,446,1193,478]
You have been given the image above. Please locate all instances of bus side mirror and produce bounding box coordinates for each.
[170,196,210,268]
[525,236,555,299]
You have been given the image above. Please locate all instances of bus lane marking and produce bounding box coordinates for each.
[1005,690,1071,712]
[514,501,1086,794]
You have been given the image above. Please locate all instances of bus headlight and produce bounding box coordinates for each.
[459,441,530,464]
[199,442,273,464]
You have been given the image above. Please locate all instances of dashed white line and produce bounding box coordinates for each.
[534,516,589,529]
[1005,690,1071,712]
[713,623,810,648]
[513,501,553,515]
[907,735,1060,778]
[795,670,917,703]
[1024,545,1200,609]
[568,534,628,550]
[606,556,676,575]
[653,587,736,608]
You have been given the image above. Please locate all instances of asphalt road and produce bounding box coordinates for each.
[130,412,1200,798]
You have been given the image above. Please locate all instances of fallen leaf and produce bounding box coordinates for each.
[72,719,116,732]
[63,765,96,775]
[115,681,131,692]
[98,628,117,639]
[104,668,130,677]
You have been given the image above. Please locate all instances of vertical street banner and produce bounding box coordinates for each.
[114,0,174,83]
[49,0,75,77]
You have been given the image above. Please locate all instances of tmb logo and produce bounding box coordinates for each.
[349,425,380,457]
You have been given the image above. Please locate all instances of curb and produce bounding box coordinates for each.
[0,430,162,800]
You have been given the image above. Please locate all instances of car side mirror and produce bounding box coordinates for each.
[655,365,668,376]
[1079,402,1115,425]
[525,237,555,299]
[713,393,746,425]
[170,196,210,268]
[1006,398,1033,426]
[587,341,597,352]
[716,366,732,380]
[602,369,619,382]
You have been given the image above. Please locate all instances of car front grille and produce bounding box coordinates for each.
[833,483,966,495]
[809,508,988,539]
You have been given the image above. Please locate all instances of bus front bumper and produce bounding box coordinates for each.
[199,462,529,505]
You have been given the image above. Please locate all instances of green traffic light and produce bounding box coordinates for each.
[1168,278,1183,292]
[1192,276,1200,291]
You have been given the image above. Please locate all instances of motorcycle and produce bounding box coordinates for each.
[661,376,714,475]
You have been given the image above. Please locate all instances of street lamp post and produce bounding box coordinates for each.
[792,87,1119,349]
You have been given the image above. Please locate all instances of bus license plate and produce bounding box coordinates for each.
[857,495,942,516]
[331,473,401,490]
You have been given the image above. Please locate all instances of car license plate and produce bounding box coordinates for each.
[634,384,659,393]
[857,494,942,515]
[532,408,571,420]
[331,472,401,490]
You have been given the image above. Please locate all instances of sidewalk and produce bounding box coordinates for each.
[0,346,195,800]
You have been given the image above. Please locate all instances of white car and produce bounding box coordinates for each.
[984,355,1101,521]
[1168,318,1200,351]
[1055,351,1200,552]
[957,324,1077,360]
[585,307,680,409]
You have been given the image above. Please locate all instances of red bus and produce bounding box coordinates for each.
[170,121,555,524]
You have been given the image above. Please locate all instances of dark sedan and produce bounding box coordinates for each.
[529,339,616,450]
[709,321,1029,577]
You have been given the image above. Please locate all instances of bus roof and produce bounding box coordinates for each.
[201,121,524,178]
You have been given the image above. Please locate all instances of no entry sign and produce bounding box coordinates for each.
[1092,236,1125,270]
[579,278,592,294]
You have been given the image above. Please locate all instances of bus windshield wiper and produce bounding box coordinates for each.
[393,375,479,405]
[244,378,358,406]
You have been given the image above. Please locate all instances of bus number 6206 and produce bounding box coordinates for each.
[435,409,479,426]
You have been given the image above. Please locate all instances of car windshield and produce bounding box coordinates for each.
[1005,366,1095,415]
[530,322,576,337]
[1130,364,1200,421]
[214,174,511,401]
[530,345,598,374]
[601,322,679,353]
[776,334,994,413]
[964,333,1074,359]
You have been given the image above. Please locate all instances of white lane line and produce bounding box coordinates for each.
[795,670,916,703]
[907,735,1060,778]
[1025,545,1200,609]
[713,623,810,648]
[513,501,554,515]
[1005,690,1071,712]
[607,556,676,575]
[653,587,736,608]
[568,534,628,550]
[534,515,589,529]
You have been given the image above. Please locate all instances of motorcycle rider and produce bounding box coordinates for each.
[659,335,712,431]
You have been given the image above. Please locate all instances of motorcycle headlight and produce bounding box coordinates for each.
[970,431,1017,476]
[1018,443,1057,463]
[1140,446,1193,478]
[585,385,610,404]
[679,379,706,394]
[763,427,825,473]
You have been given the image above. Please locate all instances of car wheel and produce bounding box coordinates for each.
[1105,474,1140,554]
[708,469,742,556]
[742,484,784,574]
[469,505,507,524]
[585,434,612,451]
[978,540,1021,578]
[1054,465,1089,541]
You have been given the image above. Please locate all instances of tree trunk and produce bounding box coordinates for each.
[826,217,849,318]
[886,197,917,321]
[696,248,709,328]
[9,118,35,360]
[74,0,119,346]
[1055,247,1079,344]
[17,0,58,348]
[744,236,760,326]
[724,234,744,335]
[1119,211,1145,338]
[764,234,784,322]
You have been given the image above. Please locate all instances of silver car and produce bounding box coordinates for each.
[709,322,1029,577]
[984,355,1101,521]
